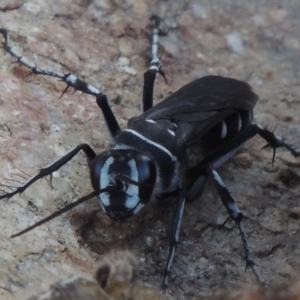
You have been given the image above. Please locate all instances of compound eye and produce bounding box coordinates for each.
[136,155,153,183]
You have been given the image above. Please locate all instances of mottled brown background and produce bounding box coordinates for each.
[0,0,299,299]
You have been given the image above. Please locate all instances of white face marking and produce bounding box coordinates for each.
[145,119,157,124]
[99,156,115,206]
[221,120,227,139]
[237,112,242,131]
[123,159,139,209]
[98,157,140,211]
[124,129,177,161]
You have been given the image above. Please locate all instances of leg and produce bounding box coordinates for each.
[210,168,264,284]
[0,143,96,200]
[96,95,121,139]
[162,174,207,289]
[254,124,300,162]
[0,29,121,139]
[189,123,299,179]
[162,192,186,290]
[142,16,167,112]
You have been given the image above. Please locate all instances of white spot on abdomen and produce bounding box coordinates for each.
[221,120,227,139]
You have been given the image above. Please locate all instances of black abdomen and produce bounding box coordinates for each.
[182,109,253,168]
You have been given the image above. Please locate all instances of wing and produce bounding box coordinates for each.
[142,75,258,122]
[142,75,258,155]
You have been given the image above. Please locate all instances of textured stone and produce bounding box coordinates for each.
[0,1,300,300]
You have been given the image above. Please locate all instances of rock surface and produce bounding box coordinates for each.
[0,0,299,299]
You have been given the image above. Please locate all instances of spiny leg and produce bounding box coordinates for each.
[0,143,96,200]
[0,28,121,139]
[189,123,299,180]
[0,29,99,96]
[142,16,167,112]
[254,124,300,163]
[210,168,265,285]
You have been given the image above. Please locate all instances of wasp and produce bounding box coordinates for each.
[0,17,299,288]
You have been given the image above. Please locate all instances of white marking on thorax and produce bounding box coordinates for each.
[145,119,157,124]
[124,129,176,161]
[145,119,176,136]
[167,129,175,136]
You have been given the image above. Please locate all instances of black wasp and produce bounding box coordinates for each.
[0,17,299,288]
